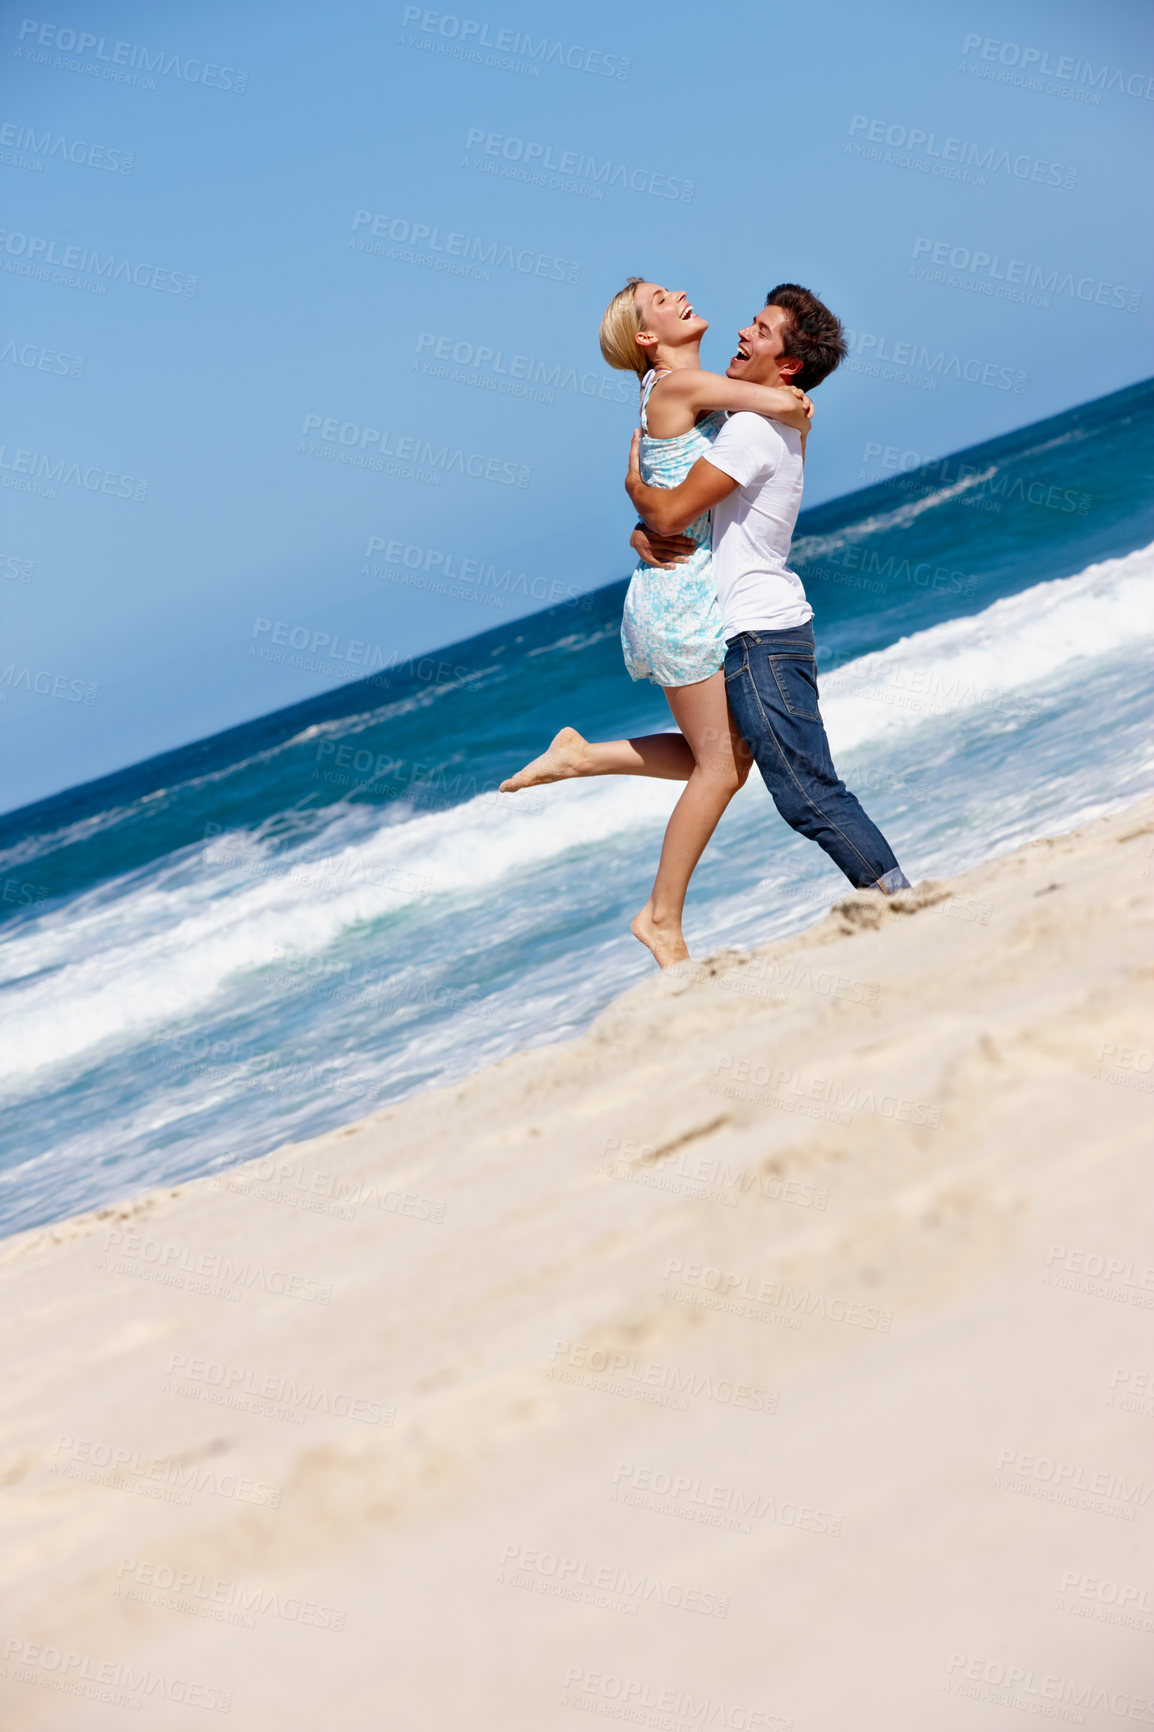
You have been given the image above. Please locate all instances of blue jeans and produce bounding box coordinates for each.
[724,624,910,892]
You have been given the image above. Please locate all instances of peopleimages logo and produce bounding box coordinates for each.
[365,537,585,609]
[847,114,1077,189]
[1,336,85,377]
[0,441,148,500]
[854,442,1091,518]
[0,664,97,704]
[0,229,197,295]
[560,1667,791,1729]
[115,1556,348,1632]
[843,328,1027,393]
[414,331,632,404]
[14,19,248,92]
[299,414,531,488]
[0,119,134,172]
[911,238,1142,313]
[399,8,631,79]
[1,1637,232,1715]
[961,34,1154,101]
[464,127,695,201]
[350,209,581,285]
[944,1652,1154,1723]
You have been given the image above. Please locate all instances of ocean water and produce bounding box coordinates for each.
[2,380,1152,1237]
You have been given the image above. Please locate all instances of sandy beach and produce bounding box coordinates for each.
[2,796,1152,1731]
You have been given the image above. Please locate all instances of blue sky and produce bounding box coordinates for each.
[3,0,1152,811]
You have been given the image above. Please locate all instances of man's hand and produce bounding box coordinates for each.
[627,430,689,561]
[630,523,696,570]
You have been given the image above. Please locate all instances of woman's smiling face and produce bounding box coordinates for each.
[633,283,709,359]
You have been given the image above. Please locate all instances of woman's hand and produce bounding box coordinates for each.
[779,385,814,434]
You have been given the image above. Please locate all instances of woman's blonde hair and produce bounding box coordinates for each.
[599,276,650,380]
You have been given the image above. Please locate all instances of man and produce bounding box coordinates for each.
[626,283,910,895]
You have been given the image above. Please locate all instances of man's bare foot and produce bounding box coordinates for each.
[631,900,690,969]
[500,726,589,793]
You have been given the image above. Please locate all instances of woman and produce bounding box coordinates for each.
[500,279,812,968]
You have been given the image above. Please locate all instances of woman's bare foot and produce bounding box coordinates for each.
[500,726,590,793]
[631,900,690,969]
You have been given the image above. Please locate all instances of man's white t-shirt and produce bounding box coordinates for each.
[706,411,812,637]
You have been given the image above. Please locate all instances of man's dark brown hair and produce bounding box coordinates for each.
[764,283,848,392]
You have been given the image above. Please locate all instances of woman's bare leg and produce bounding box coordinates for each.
[631,675,751,969]
[500,725,695,792]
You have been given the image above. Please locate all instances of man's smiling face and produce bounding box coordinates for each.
[726,304,802,386]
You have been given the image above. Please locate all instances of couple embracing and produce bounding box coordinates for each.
[502,278,910,966]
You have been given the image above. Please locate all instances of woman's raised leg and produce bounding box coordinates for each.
[500,725,695,792]
[631,673,751,968]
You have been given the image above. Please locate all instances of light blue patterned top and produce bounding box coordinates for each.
[620,369,728,688]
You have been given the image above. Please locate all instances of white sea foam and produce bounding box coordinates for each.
[0,777,678,1082]
[2,544,1151,1086]
[820,539,1154,751]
